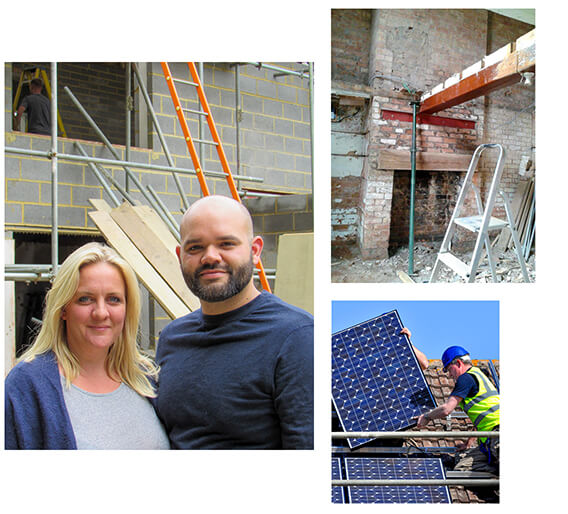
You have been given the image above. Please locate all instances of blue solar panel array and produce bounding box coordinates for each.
[345,457,451,504]
[331,310,436,448]
[331,457,344,504]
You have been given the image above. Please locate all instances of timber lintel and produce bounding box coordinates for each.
[377,149,472,172]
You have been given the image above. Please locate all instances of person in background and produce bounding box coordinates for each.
[14,77,51,135]
[5,242,169,450]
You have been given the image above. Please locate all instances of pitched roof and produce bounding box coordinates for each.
[415,359,500,503]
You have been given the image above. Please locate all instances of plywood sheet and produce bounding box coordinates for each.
[274,232,313,314]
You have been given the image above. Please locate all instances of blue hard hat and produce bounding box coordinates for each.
[441,346,469,371]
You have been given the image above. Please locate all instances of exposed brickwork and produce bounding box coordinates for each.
[331,9,373,84]
[390,170,465,247]
[332,176,360,248]
[358,158,393,260]
[332,9,535,259]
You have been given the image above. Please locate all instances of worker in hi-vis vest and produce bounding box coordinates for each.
[417,346,500,502]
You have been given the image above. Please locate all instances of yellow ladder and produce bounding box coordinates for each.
[13,66,67,137]
[161,62,271,292]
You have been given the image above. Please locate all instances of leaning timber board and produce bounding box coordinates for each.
[89,209,190,320]
[132,204,180,258]
[109,202,200,312]
[88,198,114,213]
[274,232,313,315]
[495,179,533,251]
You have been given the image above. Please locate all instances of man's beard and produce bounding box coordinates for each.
[182,257,254,303]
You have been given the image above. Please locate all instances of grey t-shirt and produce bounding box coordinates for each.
[61,376,170,450]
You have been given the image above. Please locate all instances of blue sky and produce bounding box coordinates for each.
[332,301,499,361]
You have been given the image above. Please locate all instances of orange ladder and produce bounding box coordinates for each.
[161,62,271,292]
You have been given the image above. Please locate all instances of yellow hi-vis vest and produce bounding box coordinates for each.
[459,366,500,437]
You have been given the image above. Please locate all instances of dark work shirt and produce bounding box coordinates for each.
[450,371,479,400]
[21,93,51,135]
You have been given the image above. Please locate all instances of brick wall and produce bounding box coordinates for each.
[332,9,535,259]
[331,175,360,250]
[331,9,373,84]
[331,90,369,254]
[390,170,464,247]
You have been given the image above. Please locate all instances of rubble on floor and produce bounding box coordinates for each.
[331,242,536,283]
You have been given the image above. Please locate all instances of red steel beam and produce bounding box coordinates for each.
[381,109,475,129]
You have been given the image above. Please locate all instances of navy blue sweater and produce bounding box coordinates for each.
[5,351,77,449]
[155,292,314,449]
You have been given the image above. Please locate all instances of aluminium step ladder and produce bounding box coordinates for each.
[160,62,271,292]
[430,143,530,283]
[13,66,67,136]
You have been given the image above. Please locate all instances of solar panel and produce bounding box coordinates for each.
[331,457,345,504]
[331,310,436,448]
[345,457,451,504]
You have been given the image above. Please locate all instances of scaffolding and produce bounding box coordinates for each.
[5,62,314,283]
[332,431,500,489]
[5,62,314,364]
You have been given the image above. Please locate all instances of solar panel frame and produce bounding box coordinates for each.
[331,309,437,448]
[331,457,345,504]
[345,457,452,504]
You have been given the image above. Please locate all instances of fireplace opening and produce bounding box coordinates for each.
[388,169,480,255]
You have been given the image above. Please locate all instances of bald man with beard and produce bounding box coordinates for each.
[155,196,314,449]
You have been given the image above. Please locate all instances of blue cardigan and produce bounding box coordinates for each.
[5,351,77,449]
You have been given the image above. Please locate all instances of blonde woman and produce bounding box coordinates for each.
[5,242,169,449]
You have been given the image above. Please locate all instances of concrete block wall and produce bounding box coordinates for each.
[331,9,535,259]
[4,134,173,232]
[5,61,312,231]
[11,62,127,145]
[149,62,312,203]
[243,193,313,271]
[5,61,313,350]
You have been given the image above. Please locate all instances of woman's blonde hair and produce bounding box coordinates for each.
[20,242,159,397]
